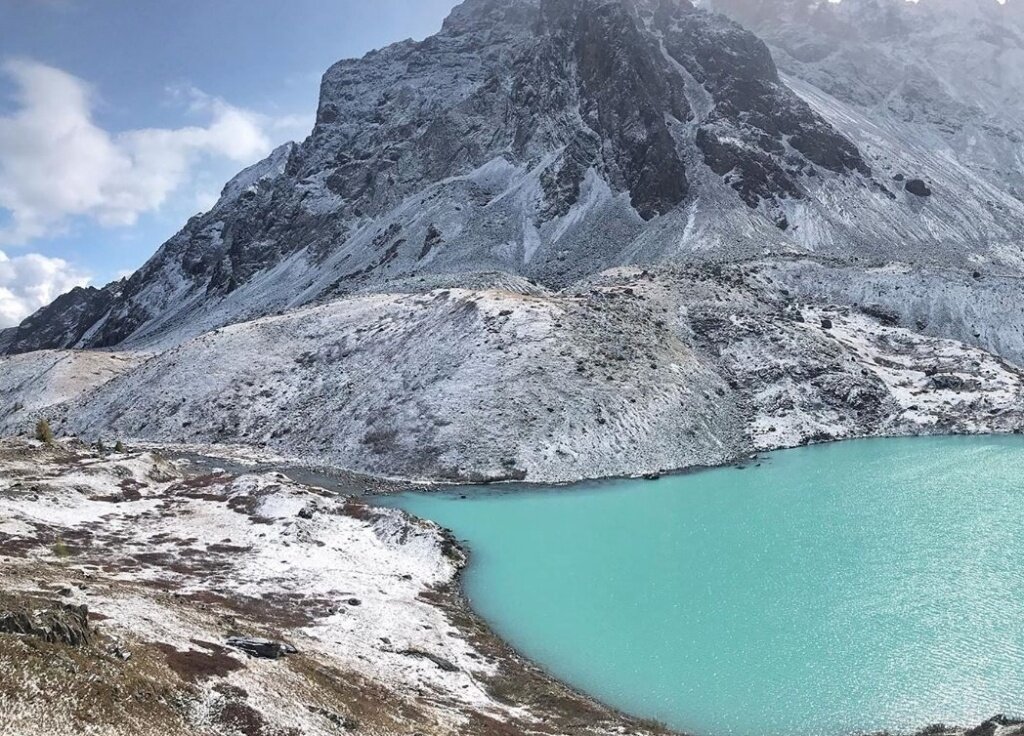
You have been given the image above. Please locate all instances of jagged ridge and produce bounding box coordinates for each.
[4,0,888,354]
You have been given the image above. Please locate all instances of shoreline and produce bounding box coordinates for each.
[146,424,1024,496]
[362,433,1024,736]
[2,435,1022,736]
[427,536,1024,736]
[412,530,680,736]
[0,438,676,736]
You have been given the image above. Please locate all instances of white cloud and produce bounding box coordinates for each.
[0,59,297,245]
[193,190,222,213]
[0,249,89,327]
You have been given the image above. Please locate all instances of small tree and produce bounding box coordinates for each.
[114,441,126,454]
[97,439,106,453]
[35,419,54,444]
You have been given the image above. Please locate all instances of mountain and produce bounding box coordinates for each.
[709,0,1024,221]
[3,0,1024,482]
[5,258,1023,482]
[4,6,1024,729]
[9,0,1024,355]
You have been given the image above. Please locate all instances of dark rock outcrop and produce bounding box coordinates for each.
[962,715,1024,736]
[931,374,976,392]
[225,636,298,660]
[0,285,121,355]
[905,178,932,197]
[0,600,91,647]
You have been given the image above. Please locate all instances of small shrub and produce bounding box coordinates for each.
[97,439,106,453]
[114,441,126,454]
[52,537,71,559]
[35,419,54,444]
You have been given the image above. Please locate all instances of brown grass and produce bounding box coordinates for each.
[152,643,244,683]
[0,631,194,736]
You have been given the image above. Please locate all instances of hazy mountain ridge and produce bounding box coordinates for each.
[711,0,1024,199]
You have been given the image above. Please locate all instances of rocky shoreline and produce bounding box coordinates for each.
[0,438,673,736]
[1,437,1021,736]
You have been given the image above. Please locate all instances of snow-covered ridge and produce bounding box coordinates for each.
[3,263,1021,484]
[215,141,296,209]
[711,0,1024,235]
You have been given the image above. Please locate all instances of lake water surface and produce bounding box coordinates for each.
[379,436,1024,736]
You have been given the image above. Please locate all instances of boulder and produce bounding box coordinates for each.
[860,304,900,327]
[931,374,968,391]
[225,636,297,660]
[905,179,932,197]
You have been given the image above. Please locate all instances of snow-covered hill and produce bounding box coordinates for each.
[4,264,1022,483]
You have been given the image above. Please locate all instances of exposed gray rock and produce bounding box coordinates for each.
[905,178,932,197]
[397,648,459,673]
[962,715,1024,736]
[0,600,91,647]
[225,637,297,660]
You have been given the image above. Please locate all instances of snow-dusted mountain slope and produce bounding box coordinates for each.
[0,350,145,431]
[7,0,1023,355]
[709,0,1024,243]
[5,265,1022,483]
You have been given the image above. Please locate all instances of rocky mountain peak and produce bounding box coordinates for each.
[7,0,1022,356]
[300,0,866,224]
[440,0,541,33]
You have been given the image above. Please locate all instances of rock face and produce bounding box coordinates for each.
[905,179,932,197]
[224,637,297,660]
[0,285,122,355]
[0,0,983,356]
[0,599,91,647]
[708,0,1024,245]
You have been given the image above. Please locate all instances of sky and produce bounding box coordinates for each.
[0,0,460,327]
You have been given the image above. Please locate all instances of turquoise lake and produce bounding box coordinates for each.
[379,436,1024,736]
